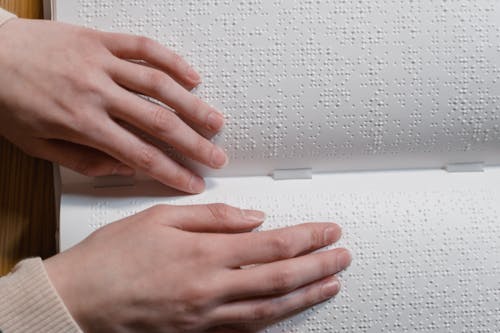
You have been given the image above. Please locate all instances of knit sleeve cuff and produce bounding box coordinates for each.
[0,7,17,27]
[0,258,82,333]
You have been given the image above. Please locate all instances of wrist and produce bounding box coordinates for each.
[44,253,91,332]
[44,248,118,333]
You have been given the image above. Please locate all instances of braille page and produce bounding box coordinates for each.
[55,0,500,176]
[60,168,500,332]
[54,1,500,332]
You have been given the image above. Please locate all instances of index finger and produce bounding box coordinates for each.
[222,223,342,267]
[100,32,200,88]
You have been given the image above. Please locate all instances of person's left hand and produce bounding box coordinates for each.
[44,203,351,333]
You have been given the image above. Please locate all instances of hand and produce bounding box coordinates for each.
[0,19,227,193]
[44,204,352,333]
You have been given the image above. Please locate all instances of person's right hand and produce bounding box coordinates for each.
[44,204,352,333]
[0,18,226,193]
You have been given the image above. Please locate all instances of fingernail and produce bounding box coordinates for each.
[241,209,266,223]
[337,249,352,269]
[321,277,340,298]
[207,111,225,132]
[114,164,135,176]
[188,174,205,193]
[211,146,228,168]
[323,226,339,243]
[187,66,201,83]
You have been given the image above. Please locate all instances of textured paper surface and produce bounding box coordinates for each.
[55,1,500,332]
[56,0,500,176]
[60,168,500,332]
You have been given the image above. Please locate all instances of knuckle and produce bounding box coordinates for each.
[145,70,171,95]
[172,52,185,69]
[179,282,214,314]
[66,112,94,135]
[75,26,91,39]
[182,287,206,308]
[270,269,294,294]
[207,203,231,222]
[67,77,107,110]
[77,27,101,42]
[188,237,209,260]
[252,303,277,321]
[269,235,294,259]
[148,204,170,216]
[309,227,324,250]
[172,312,205,332]
[152,107,177,135]
[136,36,155,54]
[135,145,157,171]
[68,62,103,92]
[72,156,95,176]
[319,257,332,276]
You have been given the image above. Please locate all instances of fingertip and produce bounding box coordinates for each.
[337,248,352,269]
[186,66,201,84]
[207,111,225,132]
[321,276,341,298]
[211,146,229,169]
[188,174,205,194]
[323,223,342,243]
[241,209,266,224]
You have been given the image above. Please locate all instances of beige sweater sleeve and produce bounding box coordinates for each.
[0,6,81,333]
[0,258,82,333]
[0,7,16,27]
[0,7,80,333]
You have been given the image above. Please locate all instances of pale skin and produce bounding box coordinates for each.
[0,18,226,193]
[45,204,351,333]
[0,18,352,332]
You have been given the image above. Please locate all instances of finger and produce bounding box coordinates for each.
[178,112,217,140]
[115,65,215,139]
[107,85,227,169]
[108,59,225,133]
[124,60,216,138]
[89,119,205,193]
[127,59,197,91]
[149,203,266,233]
[222,223,342,267]
[222,248,351,300]
[30,139,134,177]
[100,32,201,88]
[209,276,341,327]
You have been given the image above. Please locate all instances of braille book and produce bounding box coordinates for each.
[53,1,500,332]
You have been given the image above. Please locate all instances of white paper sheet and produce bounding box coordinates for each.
[60,168,500,332]
[55,0,500,176]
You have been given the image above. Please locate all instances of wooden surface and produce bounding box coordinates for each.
[0,0,56,276]
[0,0,43,19]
